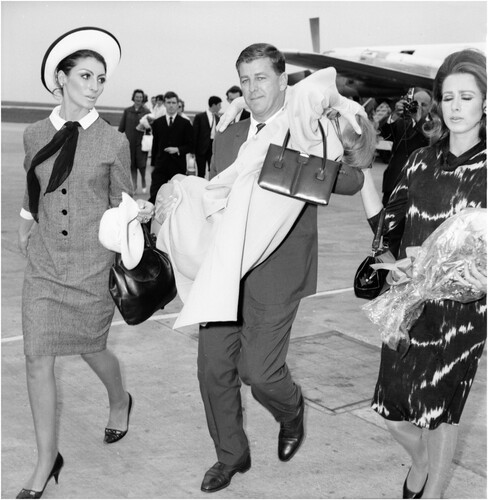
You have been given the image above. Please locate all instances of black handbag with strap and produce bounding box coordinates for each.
[109,225,177,325]
[258,121,342,206]
[354,209,395,300]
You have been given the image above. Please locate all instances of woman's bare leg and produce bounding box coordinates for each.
[23,355,58,491]
[422,423,459,498]
[384,419,429,493]
[81,349,130,430]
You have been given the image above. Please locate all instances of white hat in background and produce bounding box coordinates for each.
[41,26,121,94]
[99,193,144,270]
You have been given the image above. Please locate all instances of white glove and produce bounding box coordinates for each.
[217,96,247,133]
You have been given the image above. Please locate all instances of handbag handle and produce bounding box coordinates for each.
[278,121,329,181]
[142,223,156,249]
[372,209,386,255]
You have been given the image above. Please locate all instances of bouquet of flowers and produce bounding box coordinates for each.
[363,208,487,350]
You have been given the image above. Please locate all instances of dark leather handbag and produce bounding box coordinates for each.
[354,209,394,300]
[258,121,341,205]
[109,225,177,325]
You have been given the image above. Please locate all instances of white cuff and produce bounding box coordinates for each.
[20,208,34,220]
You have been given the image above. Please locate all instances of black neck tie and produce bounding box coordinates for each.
[256,123,266,134]
[27,121,81,222]
[169,116,173,127]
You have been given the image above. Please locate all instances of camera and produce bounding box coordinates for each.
[402,88,419,117]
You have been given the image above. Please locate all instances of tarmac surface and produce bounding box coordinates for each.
[1,122,486,499]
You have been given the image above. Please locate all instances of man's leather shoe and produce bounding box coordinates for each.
[278,395,305,462]
[200,456,251,493]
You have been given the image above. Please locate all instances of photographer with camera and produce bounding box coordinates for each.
[376,88,432,205]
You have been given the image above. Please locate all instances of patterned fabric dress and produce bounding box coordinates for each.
[371,140,487,429]
[22,110,133,356]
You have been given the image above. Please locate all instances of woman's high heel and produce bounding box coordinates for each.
[402,467,428,499]
[104,392,133,444]
[16,452,64,499]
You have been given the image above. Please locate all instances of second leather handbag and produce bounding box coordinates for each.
[109,225,177,325]
[258,121,341,205]
[354,209,395,300]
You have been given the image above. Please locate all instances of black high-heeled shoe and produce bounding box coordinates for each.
[403,467,428,499]
[104,392,133,444]
[16,452,64,499]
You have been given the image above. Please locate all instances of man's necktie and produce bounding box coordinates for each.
[256,123,266,134]
[27,121,81,222]
[169,116,173,127]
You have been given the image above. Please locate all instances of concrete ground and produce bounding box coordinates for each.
[1,122,486,499]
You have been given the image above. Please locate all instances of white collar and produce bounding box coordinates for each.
[248,107,283,137]
[49,106,99,131]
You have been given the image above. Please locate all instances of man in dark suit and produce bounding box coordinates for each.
[192,96,222,178]
[377,89,432,205]
[149,91,194,203]
[198,43,316,494]
[226,85,250,122]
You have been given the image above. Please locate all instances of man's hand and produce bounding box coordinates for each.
[164,147,179,155]
[390,99,407,121]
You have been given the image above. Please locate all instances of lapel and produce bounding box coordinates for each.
[232,119,250,153]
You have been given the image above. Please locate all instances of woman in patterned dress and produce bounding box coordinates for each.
[360,49,486,498]
[16,28,154,499]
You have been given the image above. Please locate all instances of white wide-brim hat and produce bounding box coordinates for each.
[99,193,144,270]
[41,26,121,93]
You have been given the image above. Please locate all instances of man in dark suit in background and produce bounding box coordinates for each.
[149,91,194,203]
[192,96,222,178]
[226,85,250,122]
[376,88,432,205]
[198,43,314,494]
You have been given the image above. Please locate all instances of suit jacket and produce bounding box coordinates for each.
[151,114,194,171]
[380,116,429,195]
[236,109,250,122]
[210,119,318,305]
[193,111,220,156]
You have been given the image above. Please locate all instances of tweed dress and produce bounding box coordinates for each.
[371,141,486,429]
[22,108,133,356]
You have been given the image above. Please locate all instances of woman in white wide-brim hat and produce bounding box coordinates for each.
[16,27,154,499]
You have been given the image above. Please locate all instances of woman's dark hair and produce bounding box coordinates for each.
[131,89,145,101]
[423,49,486,145]
[54,49,106,96]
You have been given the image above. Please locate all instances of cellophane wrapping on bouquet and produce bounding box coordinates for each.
[363,208,487,350]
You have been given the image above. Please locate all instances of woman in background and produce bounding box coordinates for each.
[118,88,151,193]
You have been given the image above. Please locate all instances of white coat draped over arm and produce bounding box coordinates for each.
[156,67,364,328]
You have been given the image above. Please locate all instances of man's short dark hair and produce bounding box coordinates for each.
[226,85,243,97]
[208,96,222,107]
[164,91,178,101]
[235,43,286,75]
